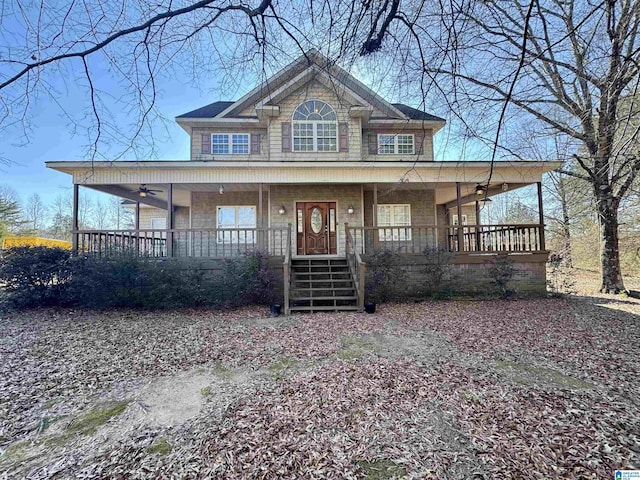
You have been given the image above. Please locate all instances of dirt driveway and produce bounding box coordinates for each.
[1,295,639,479]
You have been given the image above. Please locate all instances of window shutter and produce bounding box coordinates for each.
[414,131,425,155]
[201,134,211,154]
[281,122,291,152]
[368,133,378,155]
[339,123,349,152]
[250,133,261,154]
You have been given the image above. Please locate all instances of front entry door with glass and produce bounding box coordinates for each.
[296,202,337,255]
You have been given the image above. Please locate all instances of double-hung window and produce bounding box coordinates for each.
[217,206,256,243]
[292,100,337,152]
[211,134,250,154]
[377,134,414,154]
[377,204,412,241]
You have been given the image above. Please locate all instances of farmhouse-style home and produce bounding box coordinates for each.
[48,50,561,313]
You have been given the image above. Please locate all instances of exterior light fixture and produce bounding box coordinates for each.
[347,205,355,214]
[219,185,224,195]
[278,206,286,215]
[475,184,486,196]
[502,183,509,191]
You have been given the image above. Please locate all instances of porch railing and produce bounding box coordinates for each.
[345,223,366,311]
[74,227,291,258]
[345,224,545,255]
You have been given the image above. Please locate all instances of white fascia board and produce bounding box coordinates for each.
[367,118,446,132]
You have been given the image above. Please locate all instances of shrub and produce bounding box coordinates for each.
[0,246,72,308]
[66,253,217,309]
[365,249,402,303]
[219,250,278,307]
[487,254,515,298]
[423,248,455,297]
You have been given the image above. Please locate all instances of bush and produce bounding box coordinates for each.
[423,248,455,297]
[1,247,280,310]
[66,253,218,309]
[0,246,72,308]
[365,249,402,303]
[487,254,515,298]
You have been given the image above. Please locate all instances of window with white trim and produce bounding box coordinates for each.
[292,100,337,152]
[217,206,257,243]
[211,134,250,154]
[376,204,411,241]
[377,134,414,154]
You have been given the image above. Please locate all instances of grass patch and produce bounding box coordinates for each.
[356,459,407,479]
[268,357,300,380]
[66,400,130,435]
[338,336,380,361]
[201,386,212,396]
[147,437,172,456]
[213,362,234,379]
[0,440,30,463]
[495,360,593,389]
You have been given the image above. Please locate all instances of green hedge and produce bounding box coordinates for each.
[0,247,277,310]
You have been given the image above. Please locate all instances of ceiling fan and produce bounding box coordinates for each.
[136,184,162,198]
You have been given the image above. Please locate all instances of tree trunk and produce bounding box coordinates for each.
[559,177,573,267]
[596,192,625,293]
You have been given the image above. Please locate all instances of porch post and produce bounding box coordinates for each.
[373,183,379,250]
[135,200,140,252]
[166,183,173,257]
[537,181,546,251]
[72,183,79,254]
[134,201,140,229]
[475,200,481,252]
[258,183,264,251]
[456,182,463,252]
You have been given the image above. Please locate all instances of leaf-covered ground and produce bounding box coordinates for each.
[1,284,639,478]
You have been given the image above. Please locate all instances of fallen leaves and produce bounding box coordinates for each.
[0,293,638,479]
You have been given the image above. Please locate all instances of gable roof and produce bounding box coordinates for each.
[176,50,445,126]
[392,104,445,122]
[177,101,235,119]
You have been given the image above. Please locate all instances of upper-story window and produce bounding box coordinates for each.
[378,134,414,154]
[211,133,250,154]
[292,100,337,152]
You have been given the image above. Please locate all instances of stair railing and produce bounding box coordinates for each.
[345,223,366,312]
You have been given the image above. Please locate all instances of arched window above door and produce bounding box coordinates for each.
[292,100,337,152]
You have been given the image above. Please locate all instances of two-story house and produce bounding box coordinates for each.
[47,50,561,312]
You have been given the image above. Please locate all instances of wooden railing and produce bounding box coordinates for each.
[74,227,291,258]
[283,224,292,315]
[345,223,366,311]
[345,224,545,255]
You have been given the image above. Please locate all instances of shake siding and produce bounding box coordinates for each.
[267,81,362,162]
[138,206,189,230]
[190,127,267,161]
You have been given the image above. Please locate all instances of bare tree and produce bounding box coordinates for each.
[24,193,48,233]
[393,0,640,293]
[90,199,109,230]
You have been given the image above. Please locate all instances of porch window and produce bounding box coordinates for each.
[292,100,337,152]
[211,134,250,154]
[217,206,256,243]
[377,134,414,154]
[377,204,411,241]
